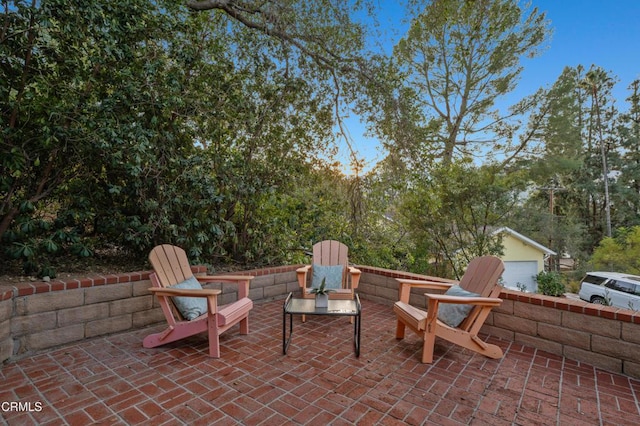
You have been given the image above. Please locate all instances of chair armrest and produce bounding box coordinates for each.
[397,278,458,288]
[149,287,222,298]
[149,287,222,316]
[297,265,312,288]
[425,294,502,307]
[348,266,361,290]
[198,275,255,282]
[196,275,253,299]
[396,278,457,302]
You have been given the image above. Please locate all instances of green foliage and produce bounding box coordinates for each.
[535,271,566,297]
[0,0,368,273]
[310,278,334,296]
[390,0,550,166]
[591,227,640,274]
[398,163,524,277]
[2,0,640,279]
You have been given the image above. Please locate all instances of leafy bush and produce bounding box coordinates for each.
[536,271,566,297]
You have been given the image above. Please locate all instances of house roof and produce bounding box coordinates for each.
[492,227,557,256]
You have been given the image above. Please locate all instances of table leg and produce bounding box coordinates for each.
[354,312,361,357]
[283,313,294,354]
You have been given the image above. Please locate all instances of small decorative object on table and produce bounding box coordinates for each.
[311,278,334,308]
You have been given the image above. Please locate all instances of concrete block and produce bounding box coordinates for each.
[537,323,590,350]
[132,308,165,328]
[481,324,514,341]
[132,279,153,297]
[85,314,132,338]
[562,311,621,339]
[357,282,377,299]
[494,299,514,315]
[274,271,296,285]
[623,360,640,379]
[0,338,13,363]
[0,299,13,321]
[564,345,622,375]
[621,321,640,345]
[592,335,640,363]
[514,333,563,356]
[250,275,274,289]
[264,283,287,299]
[57,303,110,327]
[10,311,57,335]
[84,283,132,304]
[513,302,562,325]
[362,273,393,289]
[286,282,299,294]
[109,296,153,316]
[493,312,537,335]
[26,324,84,351]
[0,319,9,341]
[15,290,84,315]
[249,288,264,301]
[377,286,397,302]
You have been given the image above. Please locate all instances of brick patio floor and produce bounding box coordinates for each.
[2,298,640,425]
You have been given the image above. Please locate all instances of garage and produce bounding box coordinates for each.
[502,260,539,292]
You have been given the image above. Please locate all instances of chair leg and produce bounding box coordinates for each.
[395,321,406,339]
[421,328,436,363]
[239,316,249,335]
[207,314,221,358]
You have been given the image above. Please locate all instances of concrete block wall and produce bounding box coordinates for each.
[0,270,167,359]
[483,290,640,379]
[0,266,299,365]
[2,263,640,380]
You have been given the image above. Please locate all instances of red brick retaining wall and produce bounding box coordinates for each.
[2,264,640,379]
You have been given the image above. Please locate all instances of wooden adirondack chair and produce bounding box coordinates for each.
[143,244,254,358]
[393,256,505,363]
[297,240,361,321]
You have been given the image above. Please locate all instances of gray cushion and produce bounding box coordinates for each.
[437,285,480,328]
[169,276,207,320]
[311,264,343,289]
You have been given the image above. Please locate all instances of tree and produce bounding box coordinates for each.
[184,0,386,168]
[515,67,586,270]
[1,0,182,273]
[591,226,640,274]
[580,67,614,237]
[399,163,525,277]
[388,0,550,166]
[1,0,371,273]
[617,80,640,227]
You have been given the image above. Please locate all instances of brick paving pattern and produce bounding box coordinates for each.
[2,298,640,425]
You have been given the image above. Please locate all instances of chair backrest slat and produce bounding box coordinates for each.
[149,244,193,287]
[458,256,504,296]
[458,256,505,331]
[312,240,349,287]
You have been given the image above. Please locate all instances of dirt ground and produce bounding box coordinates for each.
[0,252,148,286]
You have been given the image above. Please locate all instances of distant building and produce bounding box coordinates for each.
[492,227,556,293]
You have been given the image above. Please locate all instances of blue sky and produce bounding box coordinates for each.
[340,0,640,174]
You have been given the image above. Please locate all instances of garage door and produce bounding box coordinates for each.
[502,261,539,293]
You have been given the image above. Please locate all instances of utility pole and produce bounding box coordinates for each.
[538,182,564,271]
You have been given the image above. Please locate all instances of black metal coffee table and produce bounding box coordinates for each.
[282,292,361,357]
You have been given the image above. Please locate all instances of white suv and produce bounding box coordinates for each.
[578,272,640,310]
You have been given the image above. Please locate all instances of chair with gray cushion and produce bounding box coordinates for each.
[393,256,504,363]
[296,240,361,321]
[143,244,254,357]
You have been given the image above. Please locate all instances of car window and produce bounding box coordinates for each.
[582,275,608,286]
[605,280,636,294]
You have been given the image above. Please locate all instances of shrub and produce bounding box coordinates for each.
[536,271,566,297]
